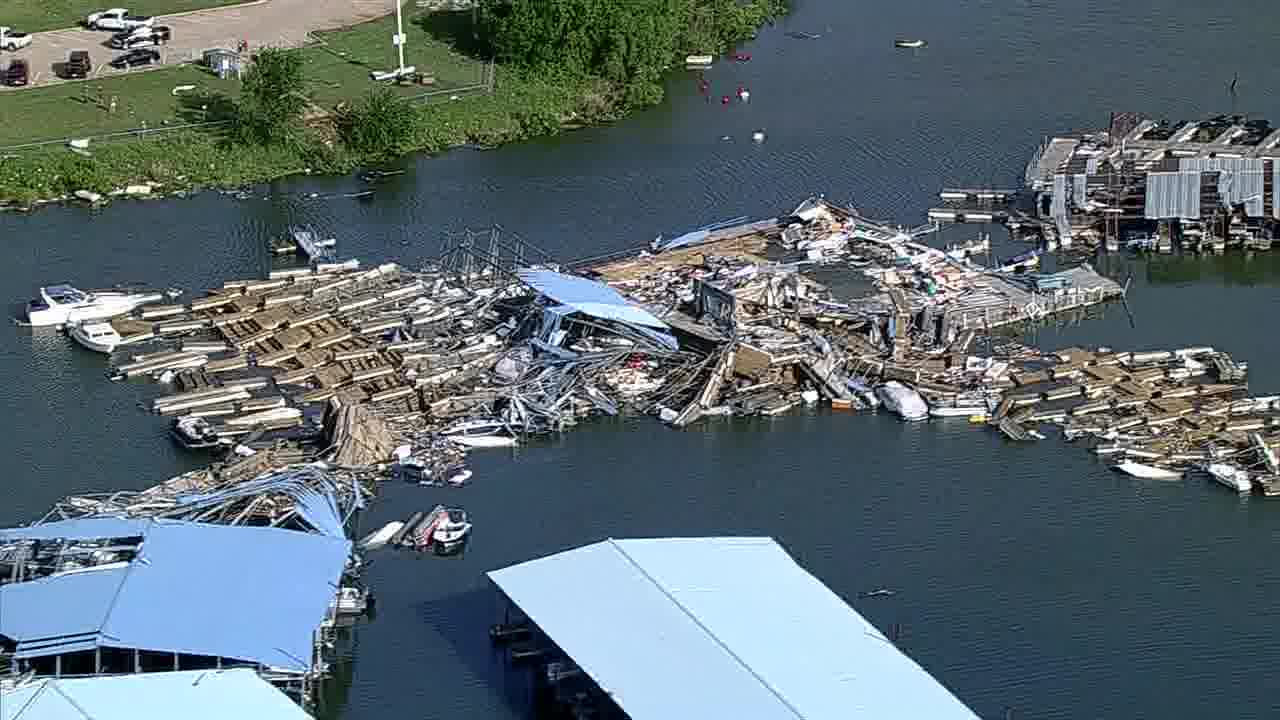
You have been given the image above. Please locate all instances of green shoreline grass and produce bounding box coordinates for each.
[0,5,785,207]
[3,0,243,33]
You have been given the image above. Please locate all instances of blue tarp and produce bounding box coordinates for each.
[490,537,981,720]
[517,269,670,330]
[1,669,312,720]
[0,520,349,671]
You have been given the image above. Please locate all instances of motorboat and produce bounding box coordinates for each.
[442,418,518,448]
[170,416,224,450]
[25,284,166,327]
[413,505,472,555]
[1204,463,1252,494]
[875,381,929,421]
[68,320,123,354]
[1110,461,1182,480]
[894,39,927,49]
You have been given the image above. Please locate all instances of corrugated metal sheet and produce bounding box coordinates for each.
[518,269,669,330]
[1273,161,1280,220]
[1073,173,1088,207]
[0,520,349,670]
[1051,174,1072,243]
[1,669,312,720]
[1144,170,1202,219]
[0,518,149,541]
[489,537,981,720]
[1179,158,1265,216]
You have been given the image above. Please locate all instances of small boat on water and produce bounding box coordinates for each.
[894,39,927,49]
[442,418,518,448]
[414,505,472,555]
[876,381,929,421]
[25,284,167,327]
[1203,463,1252,493]
[170,416,224,450]
[684,54,714,68]
[1111,461,1182,480]
[69,320,123,354]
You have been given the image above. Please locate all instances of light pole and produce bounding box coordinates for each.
[393,0,407,76]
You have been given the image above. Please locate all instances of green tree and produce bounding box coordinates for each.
[233,48,309,146]
[337,88,419,158]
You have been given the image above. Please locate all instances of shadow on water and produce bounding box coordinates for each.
[419,586,534,718]
[1143,250,1280,286]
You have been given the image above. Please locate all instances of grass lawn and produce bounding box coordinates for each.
[299,13,487,107]
[2,0,246,33]
[0,64,238,146]
[0,12,487,146]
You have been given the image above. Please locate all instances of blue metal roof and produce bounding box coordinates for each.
[489,537,981,720]
[0,521,348,671]
[517,269,669,330]
[0,518,150,541]
[1,669,313,720]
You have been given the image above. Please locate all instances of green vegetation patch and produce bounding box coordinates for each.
[0,65,238,147]
[298,13,488,107]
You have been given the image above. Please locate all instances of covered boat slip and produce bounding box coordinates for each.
[489,537,980,720]
[0,518,350,674]
[0,669,313,720]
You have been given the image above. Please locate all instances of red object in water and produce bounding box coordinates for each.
[722,95,731,104]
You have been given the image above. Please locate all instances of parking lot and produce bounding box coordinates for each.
[0,0,392,88]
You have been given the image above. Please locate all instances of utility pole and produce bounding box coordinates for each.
[393,0,407,76]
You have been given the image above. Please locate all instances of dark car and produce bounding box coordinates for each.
[4,59,28,86]
[65,50,92,78]
[109,48,160,69]
[108,25,170,50]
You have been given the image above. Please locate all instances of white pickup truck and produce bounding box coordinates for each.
[0,27,33,51]
[86,8,156,31]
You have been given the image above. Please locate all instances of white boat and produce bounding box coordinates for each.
[1204,463,1252,493]
[442,418,518,448]
[68,320,123,353]
[894,39,927,49]
[25,284,165,327]
[1111,461,1182,480]
[875,381,929,421]
[330,586,370,615]
[430,508,472,551]
[170,416,224,450]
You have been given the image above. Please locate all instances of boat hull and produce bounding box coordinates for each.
[68,323,121,354]
[26,292,160,327]
[448,436,517,448]
[1111,461,1182,480]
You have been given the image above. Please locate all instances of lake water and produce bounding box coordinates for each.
[5,0,1280,717]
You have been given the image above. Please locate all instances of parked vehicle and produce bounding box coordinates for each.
[5,59,29,86]
[0,27,32,51]
[65,50,92,78]
[109,25,169,49]
[109,48,160,69]
[86,8,154,31]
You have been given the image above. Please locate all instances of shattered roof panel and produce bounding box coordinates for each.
[517,269,670,329]
[0,521,348,670]
[0,669,313,720]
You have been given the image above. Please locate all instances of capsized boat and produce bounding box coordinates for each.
[24,284,168,327]
[1203,463,1252,493]
[875,381,929,421]
[68,320,123,354]
[1111,461,1182,480]
[442,418,518,448]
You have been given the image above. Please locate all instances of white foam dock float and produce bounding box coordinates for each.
[139,304,187,319]
[156,389,252,414]
[268,267,316,280]
[316,259,361,273]
[219,377,271,392]
[157,319,211,335]
[189,294,235,312]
